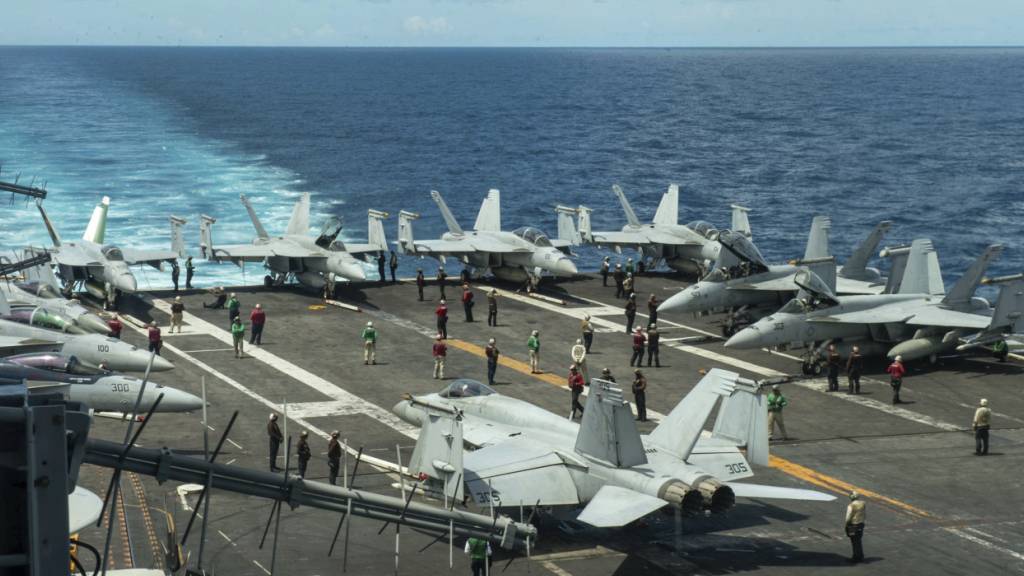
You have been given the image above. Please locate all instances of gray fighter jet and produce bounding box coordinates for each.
[1,289,172,371]
[2,353,201,413]
[724,241,1020,363]
[575,184,752,275]
[1,258,109,334]
[393,370,832,528]
[397,189,578,284]
[658,217,891,330]
[34,197,185,308]
[200,193,388,288]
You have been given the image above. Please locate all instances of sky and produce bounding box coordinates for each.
[4,0,1024,47]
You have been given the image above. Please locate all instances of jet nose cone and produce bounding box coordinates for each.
[333,261,366,282]
[725,326,762,349]
[551,258,578,277]
[659,289,696,314]
[77,314,111,334]
[159,387,204,412]
[113,273,137,293]
[64,323,88,335]
[150,355,175,372]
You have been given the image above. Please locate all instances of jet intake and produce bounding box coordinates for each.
[656,479,704,515]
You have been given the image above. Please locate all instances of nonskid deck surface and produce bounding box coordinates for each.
[73,273,1024,575]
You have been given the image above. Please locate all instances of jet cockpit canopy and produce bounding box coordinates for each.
[718,230,769,269]
[317,216,344,249]
[439,378,496,399]
[6,353,109,375]
[686,220,719,240]
[512,227,552,248]
[101,246,124,261]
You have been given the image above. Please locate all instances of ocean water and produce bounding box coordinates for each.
[1,47,1022,294]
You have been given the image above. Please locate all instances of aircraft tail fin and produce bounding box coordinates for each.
[989,277,1024,333]
[803,215,831,260]
[82,196,109,244]
[576,206,593,243]
[430,190,464,235]
[898,239,939,295]
[407,408,464,501]
[198,215,217,259]
[239,194,270,239]
[652,184,679,226]
[880,244,910,294]
[843,221,892,279]
[574,380,647,468]
[366,209,389,252]
[0,287,9,315]
[169,216,187,258]
[397,210,420,255]
[35,200,62,248]
[731,205,752,238]
[710,376,768,466]
[612,185,641,228]
[554,205,580,245]
[22,249,61,292]
[472,189,501,232]
[648,369,740,461]
[285,193,311,236]
[942,244,1004,307]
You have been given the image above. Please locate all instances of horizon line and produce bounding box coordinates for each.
[2,43,1024,50]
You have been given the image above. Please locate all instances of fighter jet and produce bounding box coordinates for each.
[33,197,185,308]
[393,370,833,528]
[657,217,891,331]
[724,241,1020,364]
[199,193,388,288]
[396,189,578,284]
[1,281,109,334]
[1,289,172,371]
[575,184,752,275]
[2,353,201,413]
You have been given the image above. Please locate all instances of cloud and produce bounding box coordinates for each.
[403,15,452,34]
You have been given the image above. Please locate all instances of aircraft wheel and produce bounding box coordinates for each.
[811,362,823,376]
[801,362,812,375]
[263,275,274,287]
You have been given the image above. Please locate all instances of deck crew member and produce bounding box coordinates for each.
[629,327,645,366]
[485,338,499,386]
[170,259,180,293]
[600,256,611,286]
[203,287,226,309]
[993,339,1009,362]
[147,321,163,356]
[267,413,283,472]
[600,367,616,382]
[625,257,634,275]
[327,431,342,485]
[886,355,905,404]
[460,267,471,284]
[632,369,648,422]
[624,294,637,334]
[464,536,492,576]
[250,303,266,345]
[436,267,447,300]
[169,296,185,333]
[377,253,386,283]
[462,283,475,322]
[845,492,866,563]
[826,344,841,392]
[613,264,625,298]
[767,385,788,440]
[361,321,377,365]
[568,364,585,420]
[416,268,426,301]
[973,398,991,455]
[581,314,594,353]
[389,251,398,283]
[436,300,448,339]
[432,334,447,379]
[107,315,123,339]
[846,346,863,394]
[571,338,588,383]
[227,292,240,326]
[231,317,245,358]
[646,324,661,367]
[527,330,541,374]
[647,294,659,327]
[296,431,311,478]
[623,273,634,297]
[486,289,498,326]
[185,255,195,289]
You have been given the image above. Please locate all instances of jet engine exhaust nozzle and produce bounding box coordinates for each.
[698,479,735,513]
[657,479,704,515]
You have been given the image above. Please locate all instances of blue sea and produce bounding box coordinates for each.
[1,47,1022,293]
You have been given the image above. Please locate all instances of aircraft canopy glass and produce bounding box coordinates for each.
[316,217,344,249]
[7,354,108,375]
[101,246,124,261]
[686,220,719,239]
[794,268,838,302]
[718,230,768,268]
[438,379,496,398]
[512,227,552,247]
